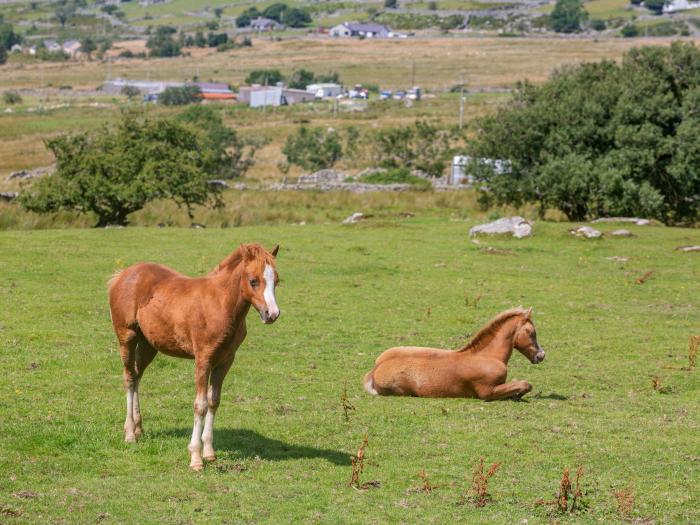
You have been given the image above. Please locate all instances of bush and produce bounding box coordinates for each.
[357,167,432,189]
[590,19,606,31]
[19,111,223,226]
[282,126,343,171]
[550,0,587,33]
[158,85,201,106]
[121,85,141,100]
[467,43,700,224]
[3,91,22,104]
[621,23,639,37]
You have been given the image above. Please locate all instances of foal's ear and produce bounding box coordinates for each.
[270,245,279,258]
[525,307,533,319]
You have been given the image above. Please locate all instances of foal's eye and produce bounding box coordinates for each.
[249,279,258,288]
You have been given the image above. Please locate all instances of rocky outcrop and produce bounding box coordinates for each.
[570,226,602,239]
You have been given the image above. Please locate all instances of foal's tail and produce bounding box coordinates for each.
[363,369,379,395]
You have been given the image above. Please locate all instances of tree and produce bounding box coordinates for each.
[644,0,666,14]
[101,4,118,15]
[384,0,398,8]
[176,105,263,179]
[206,32,228,47]
[282,7,311,27]
[550,0,587,33]
[214,7,223,18]
[282,126,343,171]
[146,26,181,57]
[372,121,458,177]
[19,111,223,226]
[158,85,201,105]
[3,91,22,104]
[467,43,700,224]
[54,5,76,28]
[194,31,206,47]
[245,69,283,86]
[287,68,315,89]
[262,3,288,22]
[0,20,21,50]
[0,45,5,65]
[236,7,259,27]
[621,23,639,37]
[81,36,96,58]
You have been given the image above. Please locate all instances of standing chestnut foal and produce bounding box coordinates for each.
[108,243,280,470]
[364,307,545,401]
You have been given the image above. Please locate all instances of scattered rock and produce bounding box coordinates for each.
[606,256,629,263]
[469,216,533,238]
[207,179,229,189]
[0,192,18,202]
[610,229,633,237]
[570,226,602,239]
[675,245,700,253]
[6,165,53,181]
[190,223,206,229]
[397,211,415,218]
[592,217,651,226]
[343,212,365,224]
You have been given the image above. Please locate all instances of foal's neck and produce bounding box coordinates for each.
[478,318,520,363]
[209,258,249,322]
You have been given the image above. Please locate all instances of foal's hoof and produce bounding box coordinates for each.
[190,462,204,472]
[134,427,144,438]
[204,455,216,462]
[124,433,137,443]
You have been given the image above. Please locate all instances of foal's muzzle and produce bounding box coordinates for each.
[532,348,545,364]
[259,307,280,324]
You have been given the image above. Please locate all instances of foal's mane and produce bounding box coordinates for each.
[208,243,275,276]
[457,307,529,352]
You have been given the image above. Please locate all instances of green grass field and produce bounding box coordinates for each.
[1,218,698,523]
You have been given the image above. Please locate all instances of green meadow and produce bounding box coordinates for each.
[1,218,698,523]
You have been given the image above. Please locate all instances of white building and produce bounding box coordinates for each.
[451,156,510,185]
[663,0,700,12]
[306,83,342,98]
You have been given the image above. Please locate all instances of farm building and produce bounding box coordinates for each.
[250,17,284,31]
[329,22,391,38]
[663,0,700,11]
[43,40,62,53]
[282,88,315,104]
[62,40,81,57]
[193,82,235,101]
[306,83,342,98]
[238,86,283,107]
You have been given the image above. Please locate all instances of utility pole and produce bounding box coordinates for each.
[459,71,465,129]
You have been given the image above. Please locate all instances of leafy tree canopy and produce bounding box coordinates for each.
[467,43,700,224]
[550,0,588,33]
[19,111,224,226]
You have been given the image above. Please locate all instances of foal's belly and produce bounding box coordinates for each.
[375,354,479,398]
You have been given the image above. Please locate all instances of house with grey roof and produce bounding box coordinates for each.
[330,22,391,38]
[250,17,283,31]
[62,40,81,57]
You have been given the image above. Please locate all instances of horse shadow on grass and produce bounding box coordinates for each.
[155,428,350,465]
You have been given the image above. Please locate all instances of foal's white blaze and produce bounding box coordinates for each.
[263,264,279,318]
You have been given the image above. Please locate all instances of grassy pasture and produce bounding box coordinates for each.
[0,218,698,523]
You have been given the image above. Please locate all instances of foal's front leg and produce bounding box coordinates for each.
[188,362,210,471]
[202,357,235,462]
[480,380,532,401]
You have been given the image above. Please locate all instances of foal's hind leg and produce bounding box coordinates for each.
[118,328,139,443]
[132,339,157,438]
